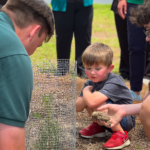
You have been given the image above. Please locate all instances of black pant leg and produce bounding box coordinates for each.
[114,14,130,79]
[53,4,75,75]
[53,9,74,60]
[74,5,93,75]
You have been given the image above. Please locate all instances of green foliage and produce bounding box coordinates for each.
[35,94,60,150]
[32,112,42,119]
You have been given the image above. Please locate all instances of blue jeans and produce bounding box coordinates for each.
[103,100,128,132]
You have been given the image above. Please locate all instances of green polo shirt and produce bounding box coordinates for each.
[0,12,33,127]
[127,0,144,4]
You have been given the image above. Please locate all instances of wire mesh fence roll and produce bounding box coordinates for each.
[25,59,77,150]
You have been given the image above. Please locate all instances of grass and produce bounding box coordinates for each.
[30,4,120,75]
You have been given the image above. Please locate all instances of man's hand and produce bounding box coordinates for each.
[96,104,126,128]
[118,0,127,19]
[83,86,93,92]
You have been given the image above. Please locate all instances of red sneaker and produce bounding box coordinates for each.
[104,131,130,149]
[79,122,106,138]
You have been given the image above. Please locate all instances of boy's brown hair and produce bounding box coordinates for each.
[1,0,54,42]
[82,42,113,67]
[129,0,150,26]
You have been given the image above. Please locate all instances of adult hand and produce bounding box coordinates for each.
[118,0,127,19]
[96,104,126,128]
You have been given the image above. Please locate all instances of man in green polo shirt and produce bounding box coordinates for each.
[0,0,54,150]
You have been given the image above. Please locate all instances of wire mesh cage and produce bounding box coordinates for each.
[25,60,77,150]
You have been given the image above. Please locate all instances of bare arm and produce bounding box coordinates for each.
[118,0,127,19]
[82,86,108,108]
[76,96,86,112]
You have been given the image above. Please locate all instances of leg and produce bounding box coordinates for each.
[111,123,125,133]
[114,13,130,80]
[127,3,146,97]
[79,101,107,138]
[74,4,93,77]
[0,123,25,150]
[104,117,130,149]
[139,95,150,141]
[53,5,74,75]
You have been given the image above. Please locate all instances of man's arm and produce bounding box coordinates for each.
[97,103,141,127]
[82,86,109,109]
[118,0,127,19]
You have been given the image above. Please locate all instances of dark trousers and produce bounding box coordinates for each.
[53,2,93,75]
[114,14,130,79]
[127,3,146,91]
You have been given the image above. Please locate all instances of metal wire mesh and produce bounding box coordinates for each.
[25,60,77,150]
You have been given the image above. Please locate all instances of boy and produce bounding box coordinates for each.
[76,43,135,149]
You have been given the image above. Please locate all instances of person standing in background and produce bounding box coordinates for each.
[111,0,130,80]
[118,0,145,102]
[51,0,93,78]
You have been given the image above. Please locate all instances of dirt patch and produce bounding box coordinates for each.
[92,111,111,127]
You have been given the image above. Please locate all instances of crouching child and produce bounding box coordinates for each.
[76,42,135,149]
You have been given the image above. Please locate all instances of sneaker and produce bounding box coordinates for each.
[130,90,142,101]
[79,122,106,138]
[104,131,130,149]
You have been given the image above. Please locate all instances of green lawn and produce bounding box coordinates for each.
[30,4,120,75]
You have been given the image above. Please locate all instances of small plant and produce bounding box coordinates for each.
[32,112,42,119]
[35,94,60,150]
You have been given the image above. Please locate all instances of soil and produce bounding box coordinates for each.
[25,70,150,150]
[92,111,111,126]
[76,78,150,150]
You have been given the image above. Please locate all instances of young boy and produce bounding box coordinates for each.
[76,43,135,150]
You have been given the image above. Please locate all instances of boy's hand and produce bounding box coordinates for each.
[118,0,127,19]
[83,86,93,92]
[96,104,125,128]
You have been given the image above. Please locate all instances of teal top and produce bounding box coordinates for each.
[127,0,144,4]
[0,12,33,127]
[51,0,93,12]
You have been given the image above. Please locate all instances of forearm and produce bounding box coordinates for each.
[76,97,86,112]
[122,103,142,116]
[82,90,94,108]
[83,90,107,108]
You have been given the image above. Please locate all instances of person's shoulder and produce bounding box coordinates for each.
[84,79,93,85]
[107,73,125,84]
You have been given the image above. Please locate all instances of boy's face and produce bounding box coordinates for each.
[84,64,114,83]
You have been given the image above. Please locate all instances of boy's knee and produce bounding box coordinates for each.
[0,123,25,150]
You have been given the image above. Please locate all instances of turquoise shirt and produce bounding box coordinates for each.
[127,0,144,4]
[51,0,93,12]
